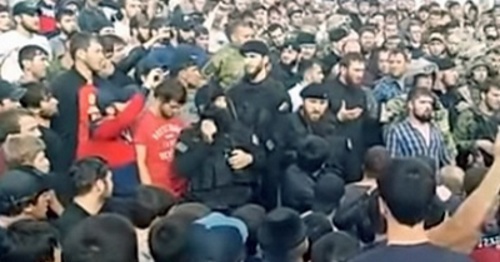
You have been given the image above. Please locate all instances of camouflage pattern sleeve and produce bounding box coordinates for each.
[385,95,406,124]
[432,102,458,159]
[452,109,478,152]
[202,49,224,79]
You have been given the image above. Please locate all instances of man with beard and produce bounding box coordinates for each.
[327,52,368,182]
[174,95,265,211]
[271,40,301,89]
[454,79,500,167]
[49,9,78,61]
[385,88,452,168]
[228,40,290,209]
[0,1,52,83]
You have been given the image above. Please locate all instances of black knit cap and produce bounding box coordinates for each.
[240,40,270,56]
[300,83,329,100]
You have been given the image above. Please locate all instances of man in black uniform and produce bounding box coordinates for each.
[227,40,291,209]
[174,98,265,211]
[283,83,350,179]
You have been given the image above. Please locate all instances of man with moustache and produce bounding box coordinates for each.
[327,52,368,182]
[454,79,500,167]
[386,88,452,168]
[227,40,290,209]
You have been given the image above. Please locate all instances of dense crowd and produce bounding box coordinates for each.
[0,0,500,261]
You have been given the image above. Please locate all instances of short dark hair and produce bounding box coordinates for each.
[225,20,253,40]
[20,82,52,109]
[363,146,390,179]
[149,214,191,262]
[149,16,169,31]
[68,156,111,195]
[267,5,281,16]
[130,12,150,29]
[1,220,59,262]
[267,23,283,34]
[339,52,365,68]
[311,231,360,262]
[55,8,75,22]
[0,108,34,143]
[407,87,435,103]
[388,48,409,61]
[18,45,48,70]
[378,157,436,226]
[131,185,176,229]
[99,34,126,54]
[62,214,138,262]
[154,80,187,104]
[69,32,101,60]
[385,10,398,20]
[359,26,376,37]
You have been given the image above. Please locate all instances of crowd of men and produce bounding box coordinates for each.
[1,0,500,261]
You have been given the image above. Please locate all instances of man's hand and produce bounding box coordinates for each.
[228,149,253,170]
[476,139,494,155]
[337,100,363,122]
[143,68,164,90]
[201,119,217,143]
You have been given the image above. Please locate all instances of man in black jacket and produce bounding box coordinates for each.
[174,101,265,211]
[50,32,106,172]
[327,52,369,182]
[227,40,291,209]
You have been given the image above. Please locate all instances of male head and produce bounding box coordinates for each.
[55,9,77,36]
[427,33,446,57]
[384,23,398,39]
[408,20,422,44]
[18,45,49,82]
[62,214,138,262]
[407,87,435,123]
[480,78,500,112]
[69,157,113,200]
[378,157,436,229]
[241,40,270,79]
[339,52,366,88]
[363,146,390,180]
[311,231,361,262]
[267,23,286,48]
[0,167,51,220]
[0,5,11,33]
[20,82,58,120]
[194,26,209,51]
[149,214,191,262]
[359,27,376,53]
[170,51,204,88]
[131,185,176,229]
[69,32,106,74]
[388,48,409,78]
[3,134,49,173]
[0,81,27,112]
[446,34,461,57]
[12,1,40,33]
[0,108,40,143]
[376,48,390,76]
[258,207,308,261]
[153,80,187,118]
[301,60,324,85]
[119,0,142,21]
[469,57,491,83]
[149,17,172,44]
[300,83,329,122]
[226,20,254,47]
[130,13,151,44]
[0,220,61,262]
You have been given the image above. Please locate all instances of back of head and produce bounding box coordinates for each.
[363,146,390,179]
[311,231,361,262]
[62,214,138,262]
[132,185,176,229]
[168,202,211,222]
[149,214,191,262]
[1,219,59,262]
[3,134,45,169]
[378,157,436,226]
[302,212,333,243]
[68,156,111,196]
[0,108,33,143]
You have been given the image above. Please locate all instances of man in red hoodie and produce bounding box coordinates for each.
[78,70,162,197]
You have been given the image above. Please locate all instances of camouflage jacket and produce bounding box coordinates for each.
[202,45,245,90]
[453,108,497,152]
[384,94,458,158]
